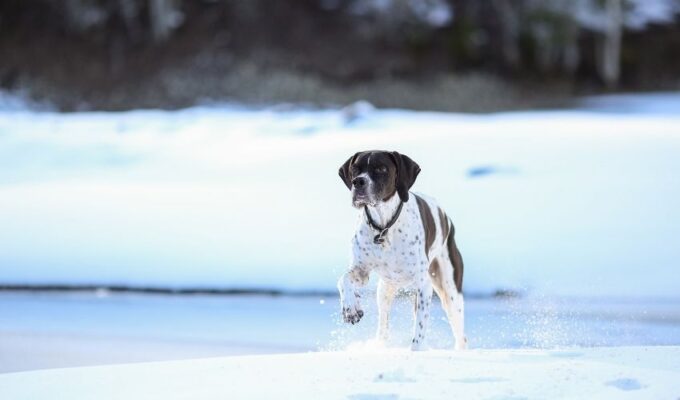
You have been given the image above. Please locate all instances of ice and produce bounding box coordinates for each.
[1,292,679,373]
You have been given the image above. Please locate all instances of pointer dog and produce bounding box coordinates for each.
[337,151,467,350]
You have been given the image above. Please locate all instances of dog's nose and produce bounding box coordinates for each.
[352,177,367,189]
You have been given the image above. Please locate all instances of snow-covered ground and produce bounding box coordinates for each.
[1,92,680,297]
[2,346,679,399]
[1,93,680,395]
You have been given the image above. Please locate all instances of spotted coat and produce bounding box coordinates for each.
[338,190,467,351]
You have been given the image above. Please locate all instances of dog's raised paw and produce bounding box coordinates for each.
[342,307,364,324]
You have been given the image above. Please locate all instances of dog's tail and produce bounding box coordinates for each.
[446,220,464,293]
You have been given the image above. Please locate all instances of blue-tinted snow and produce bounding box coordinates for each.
[0,92,679,298]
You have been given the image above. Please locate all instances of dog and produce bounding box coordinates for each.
[337,150,467,351]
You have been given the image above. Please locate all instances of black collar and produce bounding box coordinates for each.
[364,201,404,245]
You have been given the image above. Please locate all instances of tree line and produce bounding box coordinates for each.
[1,0,679,95]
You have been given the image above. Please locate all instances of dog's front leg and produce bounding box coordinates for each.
[337,266,370,324]
[411,281,433,351]
[376,279,397,342]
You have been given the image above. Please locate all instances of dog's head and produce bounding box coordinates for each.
[339,150,421,207]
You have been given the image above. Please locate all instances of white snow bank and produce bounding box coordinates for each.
[1,346,678,399]
[0,93,680,297]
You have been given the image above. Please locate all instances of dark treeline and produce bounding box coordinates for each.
[1,0,679,111]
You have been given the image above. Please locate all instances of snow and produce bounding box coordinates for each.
[1,92,680,297]
[578,92,680,114]
[1,346,679,399]
[0,90,53,112]
[575,0,680,31]
[1,93,680,395]
[626,0,680,30]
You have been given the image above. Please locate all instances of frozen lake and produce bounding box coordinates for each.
[1,292,679,373]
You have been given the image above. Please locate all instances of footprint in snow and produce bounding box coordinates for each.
[606,378,645,391]
[547,351,584,358]
[450,376,506,384]
[467,165,519,179]
[373,368,415,383]
[347,394,398,400]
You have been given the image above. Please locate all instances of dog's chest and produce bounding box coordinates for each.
[352,207,428,285]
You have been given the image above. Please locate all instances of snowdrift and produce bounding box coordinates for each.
[1,346,679,399]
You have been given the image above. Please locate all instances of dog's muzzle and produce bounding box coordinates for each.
[351,176,372,207]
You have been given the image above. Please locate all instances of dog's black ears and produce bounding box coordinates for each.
[390,151,420,202]
[339,152,359,190]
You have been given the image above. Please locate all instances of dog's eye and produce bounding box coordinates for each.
[375,166,387,174]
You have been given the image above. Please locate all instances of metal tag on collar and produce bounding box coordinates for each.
[374,228,388,245]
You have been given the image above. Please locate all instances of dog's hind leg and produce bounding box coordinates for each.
[430,257,467,350]
[376,279,397,342]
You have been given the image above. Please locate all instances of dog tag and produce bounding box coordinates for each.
[373,228,388,244]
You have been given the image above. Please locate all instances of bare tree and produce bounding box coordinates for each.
[493,0,522,69]
[148,0,183,42]
[597,0,623,87]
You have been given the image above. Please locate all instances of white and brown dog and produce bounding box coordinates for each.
[337,150,467,351]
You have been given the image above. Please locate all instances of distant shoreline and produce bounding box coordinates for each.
[0,284,520,299]
[0,284,336,298]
